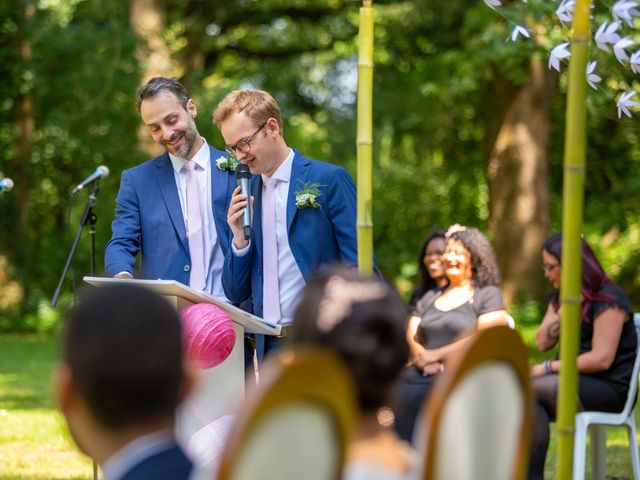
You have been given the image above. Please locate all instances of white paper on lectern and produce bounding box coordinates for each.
[82,276,281,336]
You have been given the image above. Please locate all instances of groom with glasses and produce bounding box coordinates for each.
[213,90,365,355]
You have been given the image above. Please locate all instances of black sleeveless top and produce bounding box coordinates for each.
[578,283,636,392]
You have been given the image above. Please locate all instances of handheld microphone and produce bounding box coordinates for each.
[235,163,252,240]
[0,178,14,192]
[71,165,109,194]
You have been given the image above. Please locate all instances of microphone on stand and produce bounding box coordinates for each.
[0,178,14,192]
[235,163,252,240]
[71,166,109,195]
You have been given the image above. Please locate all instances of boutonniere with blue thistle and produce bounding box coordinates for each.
[294,181,322,209]
[215,152,238,172]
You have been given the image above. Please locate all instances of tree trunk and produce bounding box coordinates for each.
[129,0,177,157]
[486,58,557,307]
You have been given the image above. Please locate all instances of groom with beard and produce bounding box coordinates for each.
[105,77,236,298]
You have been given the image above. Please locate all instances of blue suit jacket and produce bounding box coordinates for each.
[119,442,192,480]
[222,151,360,318]
[105,145,236,283]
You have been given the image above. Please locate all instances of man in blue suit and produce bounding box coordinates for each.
[213,90,360,333]
[105,77,235,298]
[56,284,195,480]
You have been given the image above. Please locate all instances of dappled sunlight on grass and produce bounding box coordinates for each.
[0,409,93,479]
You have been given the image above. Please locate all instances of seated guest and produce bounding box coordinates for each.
[408,229,448,311]
[392,225,507,444]
[55,284,196,480]
[291,267,416,480]
[527,233,637,480]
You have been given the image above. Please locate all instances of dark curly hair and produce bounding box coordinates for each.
[448,227,501,287]
[291,267,409,413]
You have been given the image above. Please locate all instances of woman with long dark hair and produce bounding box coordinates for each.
[528,233,637,479]
[408,230,449,311]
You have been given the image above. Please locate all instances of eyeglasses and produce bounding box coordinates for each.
[224,121,267,156]
[542,263,560,273]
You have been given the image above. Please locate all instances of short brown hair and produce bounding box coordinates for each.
[213,90,283,133]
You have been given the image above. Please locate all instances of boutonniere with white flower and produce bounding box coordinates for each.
[294,181,322,209]
[215,153,238,172]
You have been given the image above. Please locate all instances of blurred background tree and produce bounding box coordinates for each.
[0,0,638,331]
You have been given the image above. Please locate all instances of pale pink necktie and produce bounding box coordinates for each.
[183,161,206,290]
[262,177,281,322]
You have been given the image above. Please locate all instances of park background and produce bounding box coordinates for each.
[0,0,639,477]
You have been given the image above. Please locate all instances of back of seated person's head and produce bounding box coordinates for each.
[61,284,186,431]
[291,267,409,413]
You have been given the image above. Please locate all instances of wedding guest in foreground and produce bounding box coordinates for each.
[291,267,416,480]
[392,225,507,444]
[55,284,196,480]
[527,233,637,480]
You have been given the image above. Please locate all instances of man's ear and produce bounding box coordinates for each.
[54,362,74,414]
[266,117,280,137]
[187,99,197,119]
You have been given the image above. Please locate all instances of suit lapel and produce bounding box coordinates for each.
[154,154,189,253]
[286,151,311,233]
[209,146,234,245]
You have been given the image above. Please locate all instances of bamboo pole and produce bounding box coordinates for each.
[555,0,590,477]
[356,0,374,276]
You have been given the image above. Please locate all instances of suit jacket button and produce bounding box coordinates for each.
[184,265,191,272]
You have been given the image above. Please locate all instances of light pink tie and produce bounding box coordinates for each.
[184,161,206,290]
[262,177,281,322]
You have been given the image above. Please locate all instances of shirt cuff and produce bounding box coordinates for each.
[232,241,251,257]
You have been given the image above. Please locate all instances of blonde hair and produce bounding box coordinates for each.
[213,90,283,134]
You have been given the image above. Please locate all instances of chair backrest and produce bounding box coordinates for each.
[215,346,358,480]
[416,326,532,480]
[615,312,640,419]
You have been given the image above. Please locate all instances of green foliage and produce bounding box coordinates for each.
[1,0,639,329]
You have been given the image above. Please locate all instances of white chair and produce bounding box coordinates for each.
[416,326,532,480]
[215,346,357,480]
[572,313,640,480]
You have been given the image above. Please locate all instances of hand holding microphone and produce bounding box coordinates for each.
[71,165,109,194]
[235,163,252,240]
[0,178,14,192]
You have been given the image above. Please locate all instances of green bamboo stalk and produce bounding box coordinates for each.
[356,0,374,276]
[555,0,590,477]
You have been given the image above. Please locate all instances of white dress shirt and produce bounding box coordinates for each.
[233,149,305,324]
[169,139,228,301]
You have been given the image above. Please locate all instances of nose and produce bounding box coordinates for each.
[161,125,174,141]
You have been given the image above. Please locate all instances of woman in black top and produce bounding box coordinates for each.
[407,229,449,311]
[392,226,507,444]
[528,233,637,480]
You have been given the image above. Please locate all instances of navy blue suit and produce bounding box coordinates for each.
[222,150,359,318]
[105,145,236,282]
[119,442,192,480]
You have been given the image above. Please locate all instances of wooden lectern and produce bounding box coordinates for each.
[83,276,282,447]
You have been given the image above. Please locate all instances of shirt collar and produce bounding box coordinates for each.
[169,137,210,173]
[261,148,294,185]
[102,429,175,480]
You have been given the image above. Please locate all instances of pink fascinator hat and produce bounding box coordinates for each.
[180,304,236,369]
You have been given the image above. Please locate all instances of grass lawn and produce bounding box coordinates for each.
[0,336,92,479]
[0,332,638,479]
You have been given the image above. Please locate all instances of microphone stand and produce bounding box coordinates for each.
[51,181,101,480]
[51,180,99,308]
